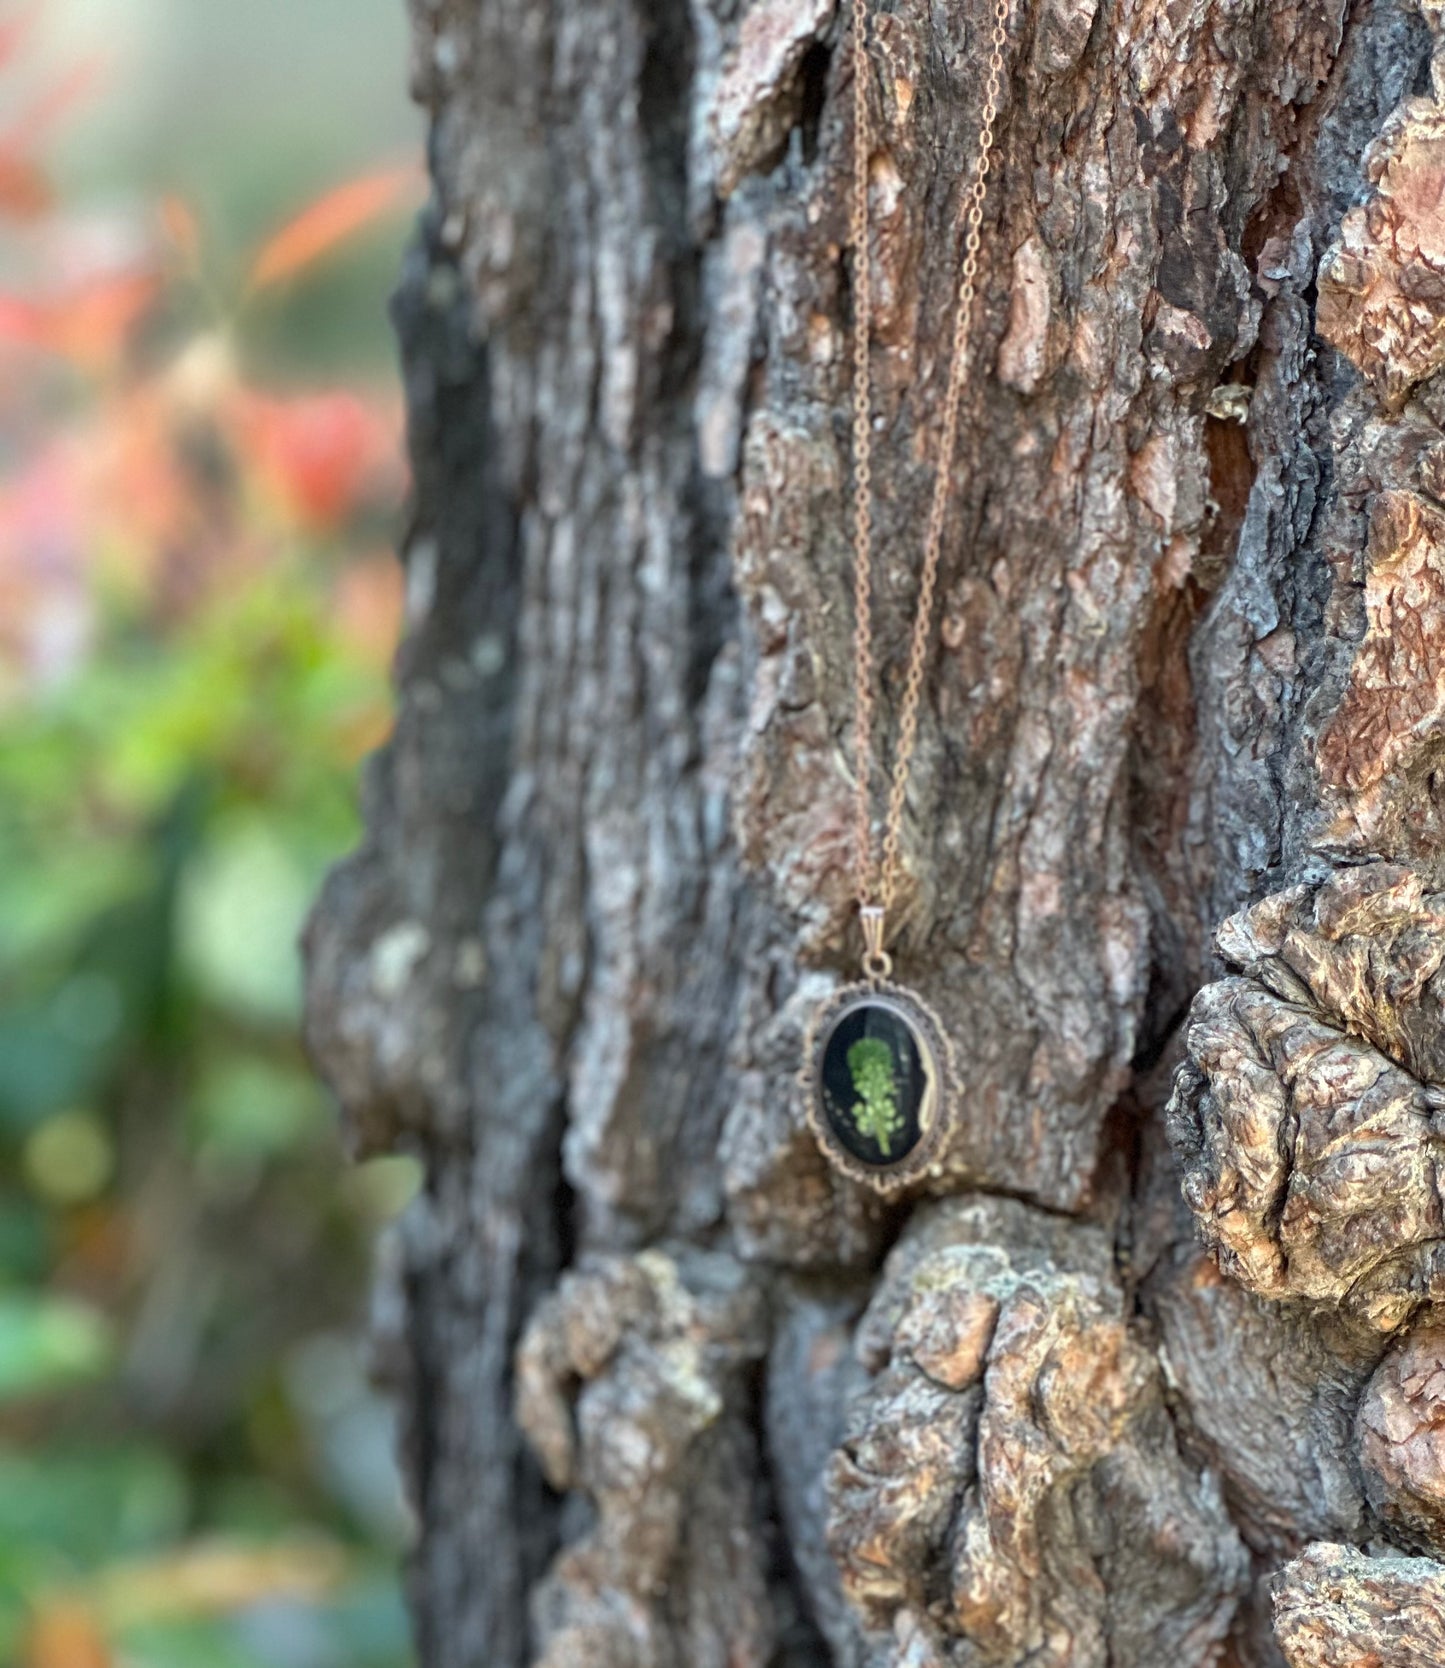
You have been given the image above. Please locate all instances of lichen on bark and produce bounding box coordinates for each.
[1273,1542,1445,1668]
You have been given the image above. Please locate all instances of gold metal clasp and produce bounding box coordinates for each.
[859,903,893,981]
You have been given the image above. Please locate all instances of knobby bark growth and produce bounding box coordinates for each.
[304,0,1445,1662]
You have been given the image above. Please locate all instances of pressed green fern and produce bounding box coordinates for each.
[847,1036,903,1155]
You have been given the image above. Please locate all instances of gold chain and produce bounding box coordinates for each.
[849,0,1008,974]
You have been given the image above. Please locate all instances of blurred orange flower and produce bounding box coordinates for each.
[0,270,159,368]
[247,164,421,292]
[20,1600,112,1668]
[231,389,404,535]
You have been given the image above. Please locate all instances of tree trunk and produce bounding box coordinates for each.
[304,0,1445,1662]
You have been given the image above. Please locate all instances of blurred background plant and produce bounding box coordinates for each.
[0,1,421,1662]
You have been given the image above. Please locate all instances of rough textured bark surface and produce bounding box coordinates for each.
[304,0,1445,1662]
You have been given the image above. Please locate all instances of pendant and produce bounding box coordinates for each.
[801,977,958,1193]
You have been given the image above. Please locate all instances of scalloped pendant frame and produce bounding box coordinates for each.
[801,978,958,1193]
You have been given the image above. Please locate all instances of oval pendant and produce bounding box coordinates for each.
[801,979,958,1192]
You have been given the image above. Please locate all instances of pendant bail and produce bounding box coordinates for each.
[860,903,893,981]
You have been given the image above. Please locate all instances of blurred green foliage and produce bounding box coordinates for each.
[0,2,422,1663]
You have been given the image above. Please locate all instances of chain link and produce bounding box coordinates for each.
[850,0,1009,939]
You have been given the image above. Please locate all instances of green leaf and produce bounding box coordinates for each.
[0,1443,188,1563]
[0,1294,113,1402]
[176,819,313,1025]
[192,1056,327,1158]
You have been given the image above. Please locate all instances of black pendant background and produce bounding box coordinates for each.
[819,1001,929,1168]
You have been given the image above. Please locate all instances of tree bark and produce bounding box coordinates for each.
[304,0,1445,1663]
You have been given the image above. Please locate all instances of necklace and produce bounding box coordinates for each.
[802,0,1008,1192]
